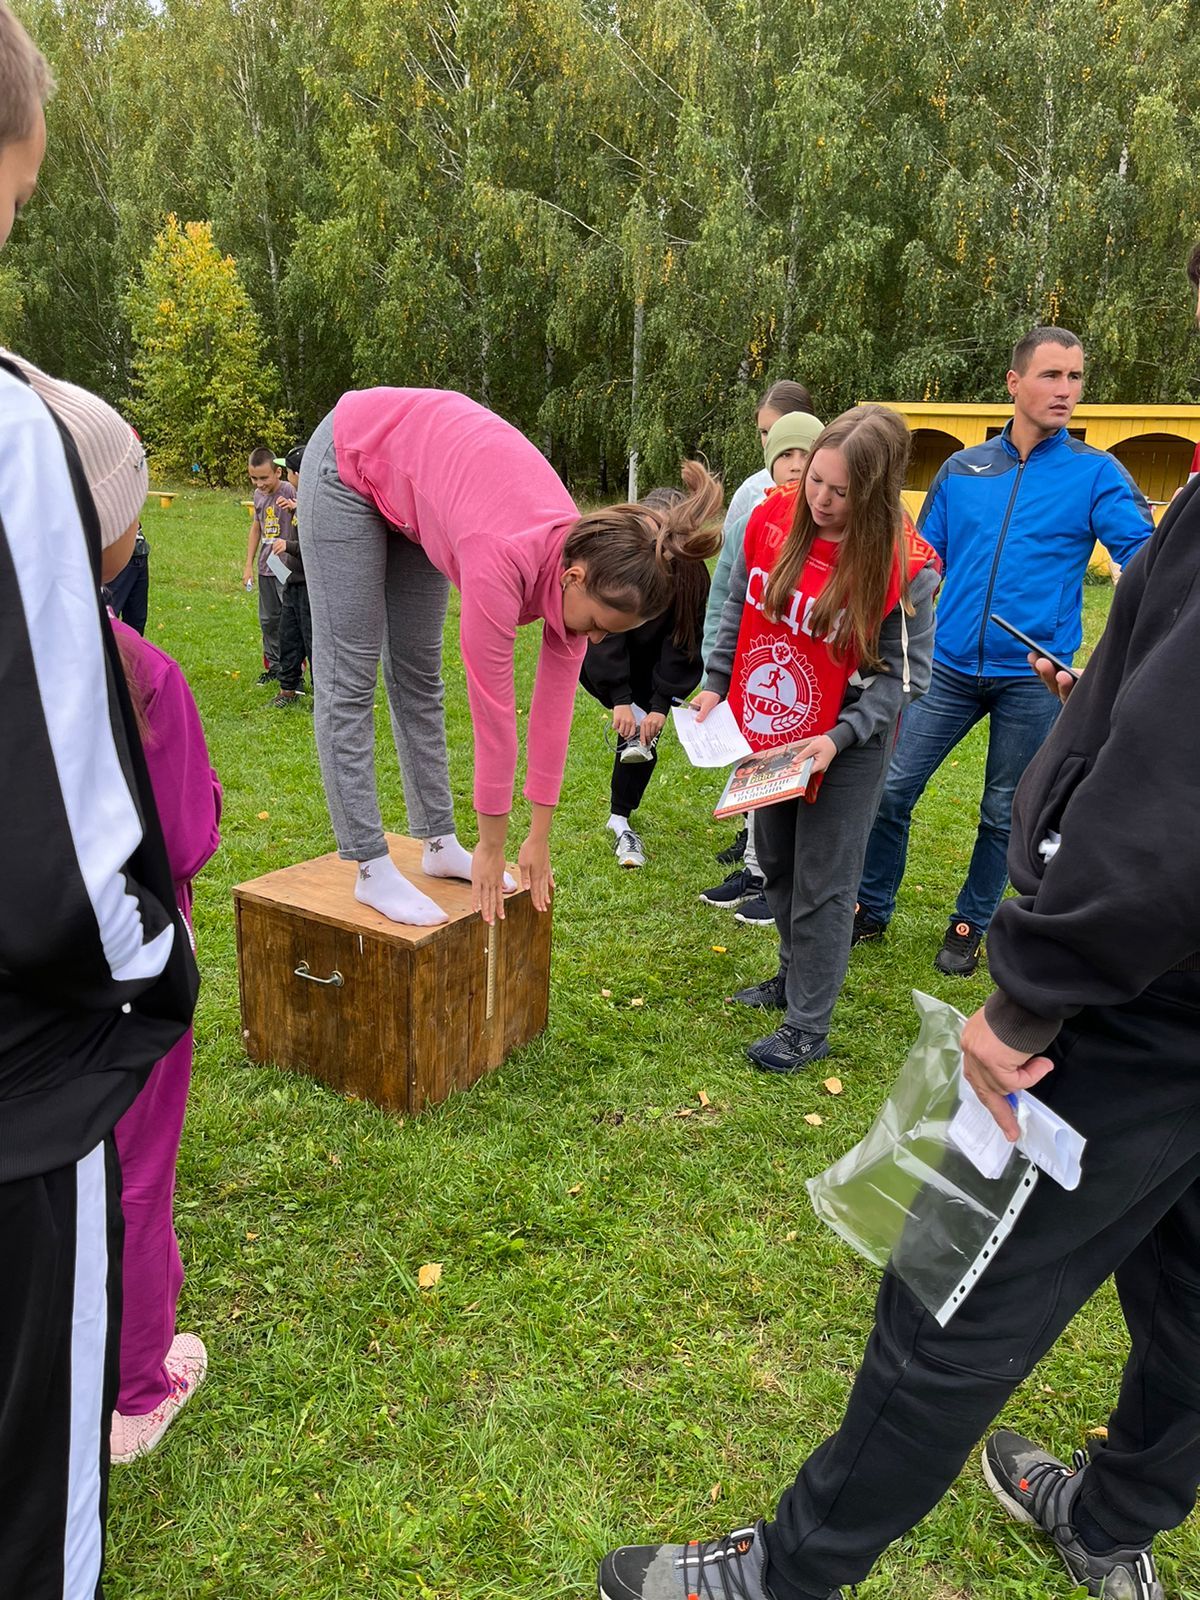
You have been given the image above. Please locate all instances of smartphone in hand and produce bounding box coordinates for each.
[989,614,1080,681]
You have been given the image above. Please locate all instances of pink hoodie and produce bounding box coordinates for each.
[333,388,586,816]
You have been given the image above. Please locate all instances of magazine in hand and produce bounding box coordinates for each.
[714,743,818,817]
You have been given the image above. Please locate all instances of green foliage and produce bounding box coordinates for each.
[125,216,291,485]
[7,0,1200,493]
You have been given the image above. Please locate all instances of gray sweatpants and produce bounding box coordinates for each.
[299,410,456,861]
[753,730,892,1036]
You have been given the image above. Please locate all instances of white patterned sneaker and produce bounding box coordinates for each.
[111,1333,208,1465]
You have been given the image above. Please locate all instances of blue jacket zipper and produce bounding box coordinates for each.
[976,456,1027,674]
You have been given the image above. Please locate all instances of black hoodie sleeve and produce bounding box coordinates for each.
[582,633,634,707]
[984,484,1200,1052]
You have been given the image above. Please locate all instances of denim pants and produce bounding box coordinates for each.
[856,661,1061,931]
[762,971,1200,1599]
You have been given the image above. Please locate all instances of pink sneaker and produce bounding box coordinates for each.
[110,1333,208,1465]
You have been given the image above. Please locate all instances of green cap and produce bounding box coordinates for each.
[764,411,825,473]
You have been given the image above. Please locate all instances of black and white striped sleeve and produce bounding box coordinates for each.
[0,370,177,1006]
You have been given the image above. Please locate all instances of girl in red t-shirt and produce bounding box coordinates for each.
[696,405,942,1073]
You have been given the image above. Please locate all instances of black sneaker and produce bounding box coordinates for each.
[598,1519,840,1600]
[734,892,775,928]
[982,1431,1163,1600]
[851,904,887,946]
[731,969,787,1008]
[935,917,984,977]
[700,867,764,909]
[716,826,748,866]
[747,1024,829,1073]
[270,691,303,709]
[256,668,279,686]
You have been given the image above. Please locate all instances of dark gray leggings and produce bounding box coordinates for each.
[298,410,456,861]
[753,730,892,1035]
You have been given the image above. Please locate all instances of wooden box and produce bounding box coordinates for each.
[233,834,551,1114]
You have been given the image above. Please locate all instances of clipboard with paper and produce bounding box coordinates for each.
[807,992,1086,1326]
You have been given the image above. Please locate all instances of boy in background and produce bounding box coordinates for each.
[269,443,311,708]
[242,445,295,683]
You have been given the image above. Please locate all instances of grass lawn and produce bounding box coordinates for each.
[104,489,1197,1600]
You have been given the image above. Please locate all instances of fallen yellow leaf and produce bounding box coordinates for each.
[417,1262,443,1290]
[257,810,269,820]
[230,670,241,678]
[567,1183,583,1196]
[804,1113,824,1127]
[245,1230,259,1241]
[1086,1426,1109,1439]
[711,945,727,954]
[785,1230,798,1242]
[709,1483,722,1503]
[823,1077,844,1095]
[629,997,644,1007]
[697,1090,711,1108]
[600,988,612,998]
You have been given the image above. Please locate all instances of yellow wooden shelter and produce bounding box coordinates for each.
[877,400,1199,519]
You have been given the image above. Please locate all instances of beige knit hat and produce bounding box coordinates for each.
[764,410,825,474]
[3,351,147,547]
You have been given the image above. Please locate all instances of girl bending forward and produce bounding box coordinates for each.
[299,390,721,925]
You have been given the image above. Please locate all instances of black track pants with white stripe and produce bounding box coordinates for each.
[0,1140,123,1599]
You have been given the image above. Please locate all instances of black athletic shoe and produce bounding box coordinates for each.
[269,691,303,709]
[747,1024,829,1073]
[715,827,748,866]
[734,892,774,927]
[598,1519,839,1600]
[731,969,787,1009]
[700,867,764,909]
[982,1431,1164,1600]
[256,668,279,686]
[851,904,887,946]
[934,917,984,977]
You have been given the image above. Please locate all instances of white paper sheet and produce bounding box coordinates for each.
[670,702,753,767]
[266,550,291,585]
[949,1071,1085,1191]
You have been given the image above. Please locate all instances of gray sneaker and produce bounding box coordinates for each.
[613,827,646,869]
[982,1431,1163,1599]
[598,1520,842,1600]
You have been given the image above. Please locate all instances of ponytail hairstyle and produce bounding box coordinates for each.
[562,458,723,633]
[636,485,712,654]
[762,405,913,671]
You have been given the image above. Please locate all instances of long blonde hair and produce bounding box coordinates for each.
[762,405,912,670]
[562,458,723,625]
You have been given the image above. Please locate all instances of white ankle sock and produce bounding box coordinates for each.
[422,834,516,892]
[607,813,629,834]
[354,855,448,926]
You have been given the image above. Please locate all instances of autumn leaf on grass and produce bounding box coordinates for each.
[823,1077,843,1096]
[1087,1425,1109,1439]
[629,997,644,1008]
[257,811,269,820]
[709,1483,721,1503]
[804,1113,824,1127]
[697,1090,712,1108]
[417,1262,443,1290]
[711,945,727,954]
[600,988,613,998]
[567,1183,583,1196]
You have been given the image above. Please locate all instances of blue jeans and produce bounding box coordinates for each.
[856,661,1061,932]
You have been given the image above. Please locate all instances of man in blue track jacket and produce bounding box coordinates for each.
[853,327,1152,976]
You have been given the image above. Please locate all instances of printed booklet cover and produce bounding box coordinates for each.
[714,744,817,818]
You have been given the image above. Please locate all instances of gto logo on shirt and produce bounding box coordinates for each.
[737,634,822,738]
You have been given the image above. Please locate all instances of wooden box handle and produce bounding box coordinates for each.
[294,961,344,987]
